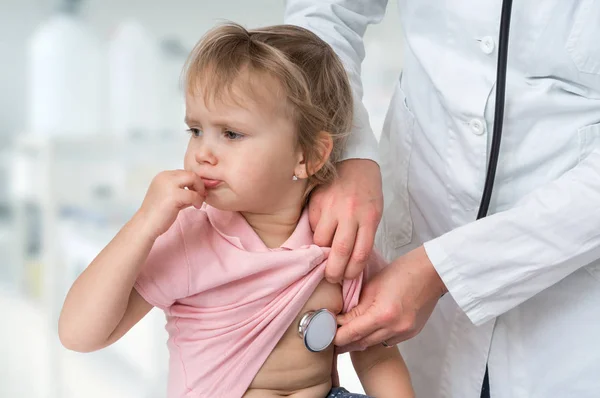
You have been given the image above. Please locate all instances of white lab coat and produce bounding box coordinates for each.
[285,1,600,397]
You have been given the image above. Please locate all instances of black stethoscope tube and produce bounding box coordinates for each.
[479,1,513,397]
[477,0,513,220]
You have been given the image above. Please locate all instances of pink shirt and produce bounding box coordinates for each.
[134,205,385,398]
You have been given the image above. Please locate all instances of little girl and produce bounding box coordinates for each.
[59,23,414,398]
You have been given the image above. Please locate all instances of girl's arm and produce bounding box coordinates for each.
[58,170,205,352]
[351,345,415,398]
[58,214,156,352]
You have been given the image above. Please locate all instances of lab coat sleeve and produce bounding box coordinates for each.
[284,0,387,163]
[424,148,600,326]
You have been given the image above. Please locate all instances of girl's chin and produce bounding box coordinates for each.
[204,196,239,212]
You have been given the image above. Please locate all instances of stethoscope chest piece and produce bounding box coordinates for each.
[298,308,337,352]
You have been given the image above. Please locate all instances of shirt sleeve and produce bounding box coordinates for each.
[284,0,387,163]
[424,147,600,326]
[134,217,191,310]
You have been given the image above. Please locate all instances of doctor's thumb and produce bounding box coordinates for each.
[337,304,366,326]
[334,305,377,347]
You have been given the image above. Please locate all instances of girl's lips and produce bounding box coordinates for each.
[201,178,222,189]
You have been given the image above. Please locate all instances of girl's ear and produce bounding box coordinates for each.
[294,131,333,179]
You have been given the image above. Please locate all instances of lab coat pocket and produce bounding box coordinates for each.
[579,122,600,280]
[566,0,600,75]
[376,74,415,258]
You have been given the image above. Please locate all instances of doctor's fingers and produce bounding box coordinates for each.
[337,300,420,347]
[344,224,377,280]
[312,207,337,247]
[349,312,422,349]
[355,327,412,350]
[326,220,359,284]
[334,308,379,347]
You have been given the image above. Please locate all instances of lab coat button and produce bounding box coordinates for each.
[469,119,485,135]
[480,36,495,54]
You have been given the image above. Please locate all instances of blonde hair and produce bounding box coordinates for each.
[183,23,353,194]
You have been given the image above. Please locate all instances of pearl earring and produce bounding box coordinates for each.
[292,175,299,181]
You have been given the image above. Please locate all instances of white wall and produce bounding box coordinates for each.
[0,0,402,137]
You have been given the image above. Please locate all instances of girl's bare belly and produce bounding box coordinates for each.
[243,279,343,398]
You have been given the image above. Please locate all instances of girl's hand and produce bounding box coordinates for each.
[136,170,206,241]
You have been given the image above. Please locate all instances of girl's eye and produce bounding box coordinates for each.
[187,128,203,137]
[224,130,244,140]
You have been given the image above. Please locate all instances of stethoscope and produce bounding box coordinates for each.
[479,0,512,397]
[297,308,337,352]
[299,0,514,371]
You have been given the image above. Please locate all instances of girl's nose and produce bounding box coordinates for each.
[195,141,218,165]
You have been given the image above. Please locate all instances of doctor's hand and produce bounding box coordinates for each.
[307,159,383,283]
[334,246,447,350]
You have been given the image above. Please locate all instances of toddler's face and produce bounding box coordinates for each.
[183,73,305,213]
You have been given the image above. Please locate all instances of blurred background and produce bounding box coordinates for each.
[0,0,403,396]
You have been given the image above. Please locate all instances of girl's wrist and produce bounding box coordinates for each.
[129,209,160,244]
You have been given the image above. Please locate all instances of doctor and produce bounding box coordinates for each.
[285,1,600,397]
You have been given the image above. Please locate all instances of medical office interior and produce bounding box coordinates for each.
[0,1,403,397]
